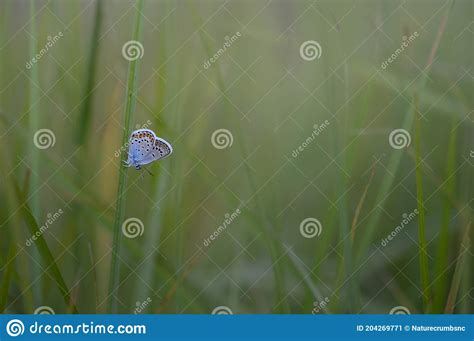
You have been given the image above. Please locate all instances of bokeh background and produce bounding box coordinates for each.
[0,0,472,314]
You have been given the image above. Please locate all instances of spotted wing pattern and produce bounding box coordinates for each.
[127,129,173,167]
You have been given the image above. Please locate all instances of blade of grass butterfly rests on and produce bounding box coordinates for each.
[134,0,170,309]
[108,0,144,313]
[11,181,78,313]
[444,222,471,314]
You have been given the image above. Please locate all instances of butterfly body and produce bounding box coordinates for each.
[124,129,173,170]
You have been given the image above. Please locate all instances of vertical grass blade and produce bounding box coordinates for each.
[76,0,103,145]
[27,0,43,304]
[414,96,431,311]
[134,0,169,306]
[108,0,144,313]
[0,247,15,312]
[355,1,454,264]
[444,223,471,313]
[433,116,457,312]
[337,64,359,313]
[27,0,40,218]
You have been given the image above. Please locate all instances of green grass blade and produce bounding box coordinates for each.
[27,0,42,304]
[27,0,40,218]
[356,1,454,265]
[414,96,431,311]
[285,249,329,313]
[433,116,457,312]
[108,0,144,313]
[76,0,103,145]
[11,182,78,313]
[444,223,471,313]
[0,247,15,312]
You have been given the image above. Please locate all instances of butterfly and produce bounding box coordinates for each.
[124,129,173,171]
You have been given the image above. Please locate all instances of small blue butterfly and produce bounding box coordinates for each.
[124,129,173,170]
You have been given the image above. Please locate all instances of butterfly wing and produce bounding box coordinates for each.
[135,137,173,166]
[127,129,158,166]
[130,129,157,138]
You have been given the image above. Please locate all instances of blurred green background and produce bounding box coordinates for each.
[0,0,472,314]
